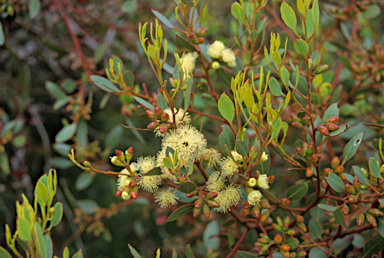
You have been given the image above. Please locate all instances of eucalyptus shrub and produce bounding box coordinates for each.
[2,0,384,257]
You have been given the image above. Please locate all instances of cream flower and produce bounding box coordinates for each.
[154,189,179,208]
[206,171,226,192]
[231,150,243,163]
[257,174,269,189]
[121,191,130,200]
[207,41,225,59]
[137,175,162,193]
[248,190,262,206]
[201,148,221,167]
[117,168,131,189]
[214,184,242,213]
[181,52,198,80]
[261,152,269,163]
[222,48,236,67]
[164,108,191,125]
[137,156,157,174]
[220,156,240,177]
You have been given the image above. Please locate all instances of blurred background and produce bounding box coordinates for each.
[0,0,383,257]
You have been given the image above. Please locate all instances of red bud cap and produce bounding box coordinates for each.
[147,121,158,130]
[208,192,218,199]
[159,125,168,134]
[154,106,163,116]
[131,192,138,199]
[292,121,303,129]
[324,168,332,176]
[326,116,340,124]
[127,147,134,154]
[331,156,340,168]
[281,198,290,206]
[129,181,136,188]
[161,113,170,121]
[274,234,282,243]
[297,216,305,223]
[320,127,329,136]
[335,165,344,173]
[282,244,291,252]
[306,167,314,177]
[116,190,122,197]
[146,110,154,118]
[115,149,123,156]
[327,123,339,131]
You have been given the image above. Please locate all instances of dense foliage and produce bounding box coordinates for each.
[1,0,384,257]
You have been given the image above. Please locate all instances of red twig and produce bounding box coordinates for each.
[226,228,248,258]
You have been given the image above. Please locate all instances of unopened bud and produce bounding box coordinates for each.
[115,149,123,156]
[206,200,220,208]
[116,190,122,197]
[147,121,159,130]
[296,147,305,157]
[326,123,339,131]
[282,244,291,252]
[324,168,332,176]
[274,234,282,243]
[193,207,201,218]
[111,156,125,166]
[356,213,365,227]
[268,175,275,184]
[261,199,271,209]
[342,205,349,215]
[159,125,168,134]
[154,106,163,116]
[297,222,307,232]
[319,127,329,136]
[130,191,138,199]
[186,191,197,198]
[211,61,220,69]
[366,213,377,227]
[247,177,257,187]
[331,157,340,169]
[127,147,134,154]
[284,216,290,225]
[299,251,307,257]
[380,164,384,174]
[146,110,154,118]
[297,215,304,223]
[203,203,210,218]
[361,168,369,178]
[335,165,344,173]
[315,64,328,74]
[345,184,356,194]
[286,230,296,236]
[306,167,314,177]
[194,199,203,209]
[292,121,303,129]
[353,177,361,188]
[83,161,91,167]
[129,181,136,188]
[348,195,358,203]
[252,206,261,219]
[281,198,290,206]
[260,210,271,223]
[310,154,319,163]
[161,113,169,121]
[208,192,218,199]
[368,209,384,217]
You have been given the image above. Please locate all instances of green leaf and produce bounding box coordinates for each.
[203,221,219,251]
[237,251,258,257]
[185,244,195,258]
[33,222,45,258]
[167,204,194,222]
[326,173,345,193]
[75,172,95,191]
[184,78,193,110]
[235,141,248,156]
[29,0,40,18]
[52,157,73,169]
[353,166,369,186]
[0,22,4,46]
[144,167,162,176]
[72,250,84,258]
[334,209,345,229]
[281,67,290,85]
[323,103,339,122]
[353,234,364,248]
[124,71,135,87]
[157,93,169,110]
[363,5,381,19]
[231,3,245,21]
[308,247,326,258]
[55,123,77,143]
[36,181,50,205]
[179,182,197,194]
[0,246,12,258]
[269,77,284,96]
[286,238,299,250]
[313,0,320,28]
[77,118,88,146]
[287,183,308,200]
[306,9,315,38]
[377,216,384,238]
[318,204,337,212]
[105,125,123,150]
[172,249,178,258]
[175,35,195,52]
[342,132,364,165]
[294,39,309,57]
[63,247,69,258]
[152,10,174,29]
[176,90,183,109]
[49,202,63,229]
[329,124,349,137]
[369,157,381,178]
[44,235,53,258]
[93,44,108,64]
[121,0,138,13]
[128,245,142,258]
[281,2,297,33]
[309,219,322,239]
[218,93,235,124]
[90,75,120,93]
[219,125,235,157]
[363,234,384,257]
[134,96,155,111]
[17,218,31,241]
[271,117,282,140]
[46,81,67,100]
[228,229,234,247]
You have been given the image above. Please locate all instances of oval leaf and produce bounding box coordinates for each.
[281,2,297,33]
[287,183,308,200]
[152,10,174,29]
[353,166,369,186]
[363,234,384,257]
[55,124,77,143]
[369,157,381,178]
[231,3,245,21]
[342,132,364,165]
[309,219,322,239]
[269,77,284,96]
[218,93,235,124]
[318,204,337,212]
[167,204,194,222]
[179,182,197,194]
[90,75,120,93]
[294,39,308,57]
[326,172,345,193]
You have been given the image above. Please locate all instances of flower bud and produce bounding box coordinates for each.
[111,156,125,166]
[297,222,307,232]
[276,217,283,227]
[154,106,163,116]
[361,168,369,178]
[159,125,168,134]
[380,165,384,174]
[315,64,329,74]
[335,165,344,173]
[83,161,91,167]
[260,210,271,223]
[268,175,275,184]
[130,191,138,199]
[342,205,349,215]
[368,209,384,217]
[261,199,271,209]
[271,233,281,242]
[306,167,314,177]
[297,215,304,223]
[284,216,290,225]
[292,121,303,129]
[353,177,361,188]
[331,157,340,169]
[203,203,210,218]
[366,213,377,227]
[299,251,307,257]
[345,184,356,194]
[129,181,136,188]
[116,190,122,197]
[252,206,261,219]
[282,244,291,252]
[207,192,218,199]
[296,147,305,157]
[310,154,319,163]
[211,61,220,69]
[356,213,365,227]
[194,199,203,209]
[281,198,290,206]
[319,127,329,136]
[326,123,339,131]
[146,110,154,118]
[49,207,56,215]
[147,121,159,130]
[115,149,123,156]
[193,207,201,218]
[348,195,358,203]
[206,200,220,208]
[161,113,169,121]
[247,177,257,187]
[324,168,332,176]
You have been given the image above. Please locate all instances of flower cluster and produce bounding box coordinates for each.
[207,40,237,67]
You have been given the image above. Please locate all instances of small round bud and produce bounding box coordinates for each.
[327,123,339,131]
[306,167,314,177]
[331,157,340,169]
[324,168,332,176]
[268,175,275,184]
[282,244,291,252]
[211,61,220,69]
[146,110,154,118]
[130,191,138,199]
[292,121,303,129]
[319,127,329,136]
[83,161,91,167]
[208,192,218,199]
[195,199,203,209]
[161,113,170,121]
[274,234,282,243]
[335,165,344,173]
[115,149,123,156]
[49,207,56,215]
[154,106,163,116]
[147,121,158,130]
[127,147,134,154]
[193,207,201,218]
[116,190,122,197]
[297,216,305,223]
[159,125,168,134]
[310,154,319,163]
[129,181,136,188]
[296,147,305,157]
[281,198,290,206]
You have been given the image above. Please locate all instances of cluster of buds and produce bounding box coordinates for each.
[273,216,296,236]
[242,198,271,220]
[296,142,321,177]
[255,233,273,256]
[110,147,134,166]
[146,106,171,134]
[324,156,344,176]
[318,116,340,136]
[255,231,301,258]
[116,178,138,200]
[356,208,384,228]
[295,215,307,233]
[189,191,219,219]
